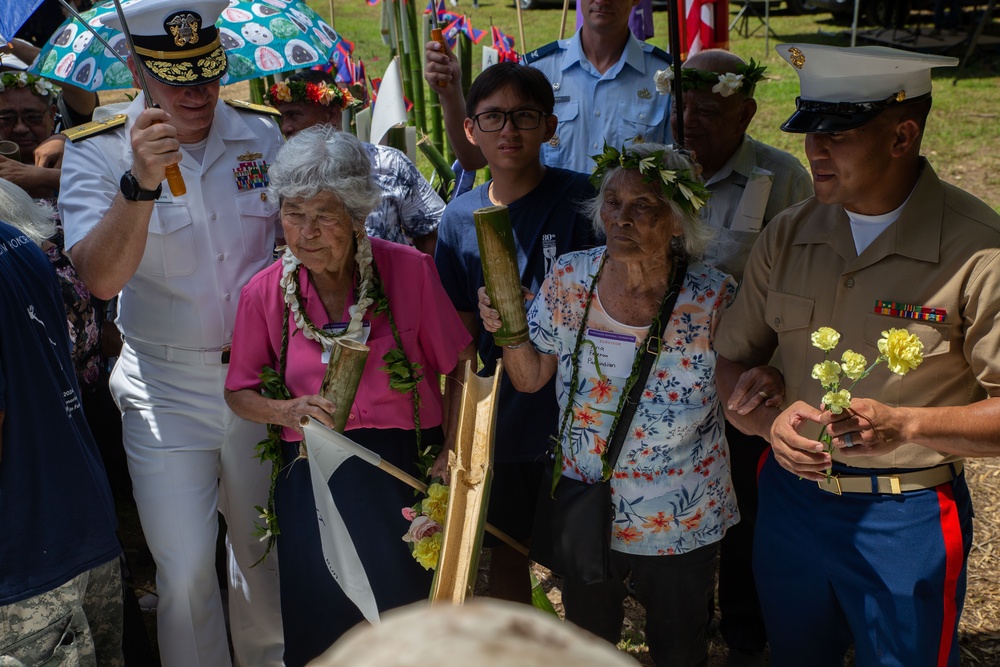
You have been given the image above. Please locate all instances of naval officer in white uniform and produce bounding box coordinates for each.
[58,0,284,664]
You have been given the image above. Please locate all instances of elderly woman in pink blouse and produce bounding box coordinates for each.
[224,126,473,667]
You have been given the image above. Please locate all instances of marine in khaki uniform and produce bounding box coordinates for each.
[57,0,284,665]
[714,44,1000,667]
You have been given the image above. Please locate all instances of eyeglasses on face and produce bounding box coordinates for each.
[470,109,547,132]
[0,109,51,128]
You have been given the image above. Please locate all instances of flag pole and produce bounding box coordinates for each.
[514,0,528,54]
[559,0,571,39]
[301,417,529,556]
[669,0,685,146]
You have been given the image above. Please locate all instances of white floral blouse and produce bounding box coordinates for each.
[528,247,741,556]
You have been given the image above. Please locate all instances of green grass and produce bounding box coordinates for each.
[310,0,1000,210]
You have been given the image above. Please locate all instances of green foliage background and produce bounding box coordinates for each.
[310,0,999,210]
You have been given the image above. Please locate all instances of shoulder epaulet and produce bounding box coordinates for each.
[522,40,563,65]
[648,45,670,64]
[61,114,127,143]
[226,99,281,117]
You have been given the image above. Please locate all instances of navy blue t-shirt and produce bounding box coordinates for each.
[435,168,596,462]
[0,221,120,604]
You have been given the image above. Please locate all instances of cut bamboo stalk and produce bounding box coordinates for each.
[431,360,503,603]
[405,0,427,134]
[458,32,472,99]
[391,0,415,125]
[474,205,529,347]
[319,338,370,433]
[417,134,455,186]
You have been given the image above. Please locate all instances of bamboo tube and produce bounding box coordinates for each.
[458,32,472,99]
[474,206,529,346]
[417,134,455,186]
[431,361,503,603]
[405,0,427,134]
[392,0,415,125]
[318,338,370,433]
[423,18,445,154]
[515,0,528,54]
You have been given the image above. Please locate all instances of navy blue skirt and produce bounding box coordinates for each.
[275,427,440,666]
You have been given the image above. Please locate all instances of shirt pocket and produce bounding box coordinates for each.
[765,290,814,390]
[617,99,666,145]
[141,203,197,277]
[542,100,579,169]
[862,313,951,358]
[235,190,278,262]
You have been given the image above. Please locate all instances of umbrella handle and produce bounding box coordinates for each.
[165,164,186,197]
[431,28,447,88]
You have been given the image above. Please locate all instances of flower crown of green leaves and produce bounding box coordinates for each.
[0,71,59,100]
[681,58,767,98]
[589,144,711,217]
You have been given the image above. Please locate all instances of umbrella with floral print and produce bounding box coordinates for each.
[28,0,344,91]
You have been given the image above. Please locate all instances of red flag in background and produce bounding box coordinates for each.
[680,0,729,59]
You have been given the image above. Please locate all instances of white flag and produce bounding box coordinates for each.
[301,419,381,625]
[370,56,408,147]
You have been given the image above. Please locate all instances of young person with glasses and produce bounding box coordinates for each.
[434,62,596,604]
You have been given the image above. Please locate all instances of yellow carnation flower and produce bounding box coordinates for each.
[822,389,852,414]
[840,350,868,381]
[412,532,443,570]
[810,327,841,351]
[877,329,924,375]
[421,483,450,525]
[811,360,842,388]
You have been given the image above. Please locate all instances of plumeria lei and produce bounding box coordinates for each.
[809,326,924,479]
[653,58,767,98]
[0,71,58,99]
[590,143,711,218]
[252,231,428,560]
[265,79,358,109]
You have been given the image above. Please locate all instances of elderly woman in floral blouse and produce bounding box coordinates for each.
[480,144,781,667]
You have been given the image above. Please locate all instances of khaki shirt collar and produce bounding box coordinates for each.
[791,158,943,270]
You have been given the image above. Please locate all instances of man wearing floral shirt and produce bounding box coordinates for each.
[715,44,1000,667]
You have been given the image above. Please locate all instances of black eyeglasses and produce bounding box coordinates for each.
[0,109,51,128]
[470,109,547,132]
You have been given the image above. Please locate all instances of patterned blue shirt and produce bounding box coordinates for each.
[362,143,444,246]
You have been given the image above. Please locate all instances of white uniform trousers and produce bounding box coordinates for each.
[111,343,283,667]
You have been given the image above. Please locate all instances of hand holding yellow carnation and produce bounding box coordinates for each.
[822,389,852,414]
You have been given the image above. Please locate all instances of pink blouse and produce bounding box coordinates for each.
[225,237,471,441]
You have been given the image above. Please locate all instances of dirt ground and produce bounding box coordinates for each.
[120,456,1000,665]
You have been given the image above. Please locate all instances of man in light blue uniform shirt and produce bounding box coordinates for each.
[425,0,671,175]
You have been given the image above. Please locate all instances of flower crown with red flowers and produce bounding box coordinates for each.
[265,80,359,110]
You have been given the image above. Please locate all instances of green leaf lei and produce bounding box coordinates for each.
[589,144,712,219]
[251,248,431,562]
[549,252,680,491]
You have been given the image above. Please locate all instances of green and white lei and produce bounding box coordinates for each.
[0,71,58,99]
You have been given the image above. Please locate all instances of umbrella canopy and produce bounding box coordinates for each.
[28,0,344,91]
[1,0,45,44]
